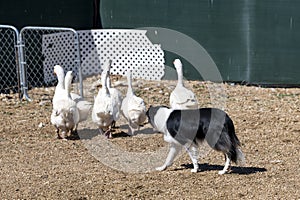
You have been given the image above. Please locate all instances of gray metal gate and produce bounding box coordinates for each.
[0,25,20,95]
[19,26,83,100]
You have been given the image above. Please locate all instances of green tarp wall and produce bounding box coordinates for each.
[100,0,300,85]
[0,0,94,30]
[1,0,299,85]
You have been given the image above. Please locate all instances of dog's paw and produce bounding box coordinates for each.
[191,168,199,173]
[218,170,227,175]
[155,165,167,171]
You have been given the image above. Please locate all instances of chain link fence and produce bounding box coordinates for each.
[19,26,82,100]
[0,25,20,95]
[0,25,83,100]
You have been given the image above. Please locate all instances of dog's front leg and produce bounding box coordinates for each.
[156,143,182,171]
[186,144,199,173]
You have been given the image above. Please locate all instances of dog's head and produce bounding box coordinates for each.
[146,106,156,128]
[146,105,169,129]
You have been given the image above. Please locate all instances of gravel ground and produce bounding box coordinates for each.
[0,76,299,199]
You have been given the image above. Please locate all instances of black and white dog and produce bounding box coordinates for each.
[146,106,245,174]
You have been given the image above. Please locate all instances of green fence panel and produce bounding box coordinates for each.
[250,0,300,85]
[100,0,300,85]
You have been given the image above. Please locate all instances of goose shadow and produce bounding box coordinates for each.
[178,163,267,175]
[76,126,156,140]
[112,128,157,138]
[66,133,81,140]
[77,128,103,140]
[118,124,158,135]
[112,131,132,138]
[77,127,136,139]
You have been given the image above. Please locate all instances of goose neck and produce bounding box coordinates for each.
[106,77,112,89]
[176,67,184,86]
[101,72,110,95]
[66,85,71,98]
[126,72,134,95]
[57,73,65,89]
[65,72,74,98]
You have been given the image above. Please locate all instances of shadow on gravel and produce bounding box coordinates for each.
[179,163,267,175]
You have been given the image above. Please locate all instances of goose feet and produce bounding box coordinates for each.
[55,127,62,139]
[70,129,80,140]
[104,128,112,139]
[56,129,79,140]
[57,131,67,140]
[111,120,116,128]
[56,130,65,140]
[99,128,112,139]
[57,133,63,139]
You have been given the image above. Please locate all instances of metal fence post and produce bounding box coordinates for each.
[73,31,83,97]
[18,32,32,101]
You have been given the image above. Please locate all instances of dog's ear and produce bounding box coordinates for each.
[147,105,153,111]
[146,105,152,117]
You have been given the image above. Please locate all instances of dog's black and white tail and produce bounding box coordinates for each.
[216,117,245,174]
[227,117,245,164]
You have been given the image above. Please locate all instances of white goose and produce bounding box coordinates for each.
[51,71,80,139]
[121,70,146,135]
[169,59,198,109]
[52,65,92,123]
[92,60,118,138]
[106,62,123,127]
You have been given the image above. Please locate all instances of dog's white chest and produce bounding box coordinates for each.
[153,108,181,144]
[153,108,173,133]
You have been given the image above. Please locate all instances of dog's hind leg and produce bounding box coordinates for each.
[218,153,231,175]
[156,143,182,171]
[186,144,199,173]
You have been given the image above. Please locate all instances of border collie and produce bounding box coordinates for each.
[146,106,245,174]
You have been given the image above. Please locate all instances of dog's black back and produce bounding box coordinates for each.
[166,108,241,163]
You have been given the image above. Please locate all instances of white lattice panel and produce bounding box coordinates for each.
[42,32,77,84]
[42,29,165,83]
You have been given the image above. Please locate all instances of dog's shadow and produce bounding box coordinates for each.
[179,163,267,175]
[112,131,131,138]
